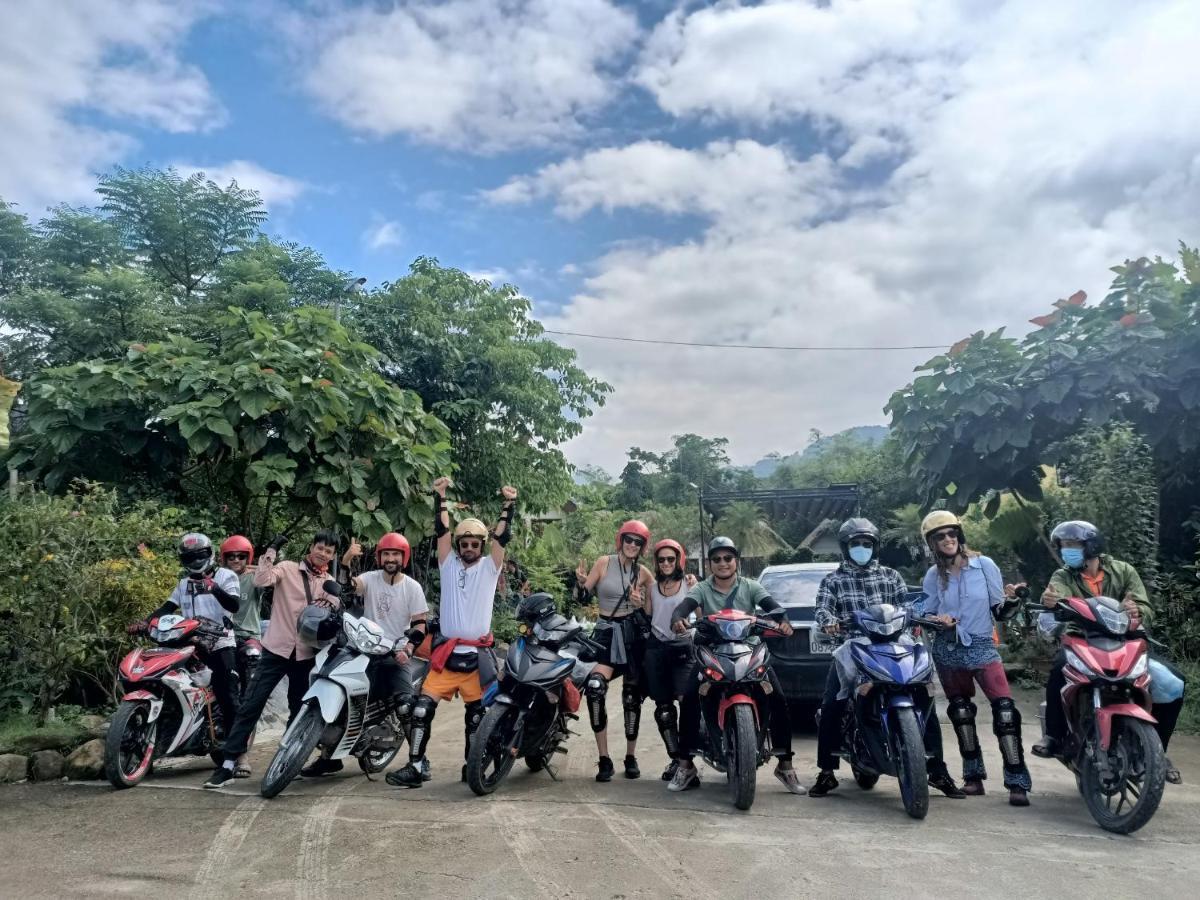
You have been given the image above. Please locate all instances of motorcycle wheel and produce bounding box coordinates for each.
[727,704,758,811]
[852,764,880,790]
[260,703,323,799]
[893,707,929,820]
[104,700,158,789]
[466,704,519,796]
[1081,719,1165,835]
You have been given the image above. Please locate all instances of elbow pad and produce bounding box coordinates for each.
[491,502,516,546]
[433,493,449,538]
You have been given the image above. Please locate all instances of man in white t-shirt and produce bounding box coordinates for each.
[387,476,518,788]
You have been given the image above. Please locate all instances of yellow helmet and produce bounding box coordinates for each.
[920,510,962,542]
[453,518,488,544]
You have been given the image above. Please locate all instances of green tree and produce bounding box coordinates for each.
[713,500,789,560]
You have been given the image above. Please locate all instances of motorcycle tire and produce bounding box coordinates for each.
[893,706,929,820]
[260,703,323,799]
[852,764,880,790]
[728,704,758,811]
[104,700,158,789]
[1081,719,1165,835]
[358,742,402,775]
[466,704,519,796]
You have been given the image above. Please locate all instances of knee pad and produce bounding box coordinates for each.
[991,697,1021,736]
[622,681,642,741]
[408,696,438,759]
[948,697,980,755]
[585,672,608,734]
[464,700,484,732]
[653,703,677,731]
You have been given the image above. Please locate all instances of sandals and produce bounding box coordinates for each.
[1165,757,1182,785]
[233,765,252,779]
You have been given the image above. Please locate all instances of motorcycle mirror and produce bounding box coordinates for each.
[323,579,342,597]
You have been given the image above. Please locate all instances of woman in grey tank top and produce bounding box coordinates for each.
[643,539,697,782]
[573,520,654,782]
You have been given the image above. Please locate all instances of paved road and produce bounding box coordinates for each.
[2,694,1197,899]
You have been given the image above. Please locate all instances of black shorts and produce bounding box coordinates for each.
[593,617,647,682]
[643,639,693,704]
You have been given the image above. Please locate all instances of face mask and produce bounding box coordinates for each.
[1061,548,1086,569]
[848,546,874,566]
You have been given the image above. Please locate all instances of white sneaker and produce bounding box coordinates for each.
[667,763,700,792]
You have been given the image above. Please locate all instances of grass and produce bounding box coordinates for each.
[0,709,93,755]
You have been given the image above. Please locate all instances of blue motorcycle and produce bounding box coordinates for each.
[832,603,939,819]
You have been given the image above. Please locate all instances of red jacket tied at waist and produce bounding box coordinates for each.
[430,634,495,672]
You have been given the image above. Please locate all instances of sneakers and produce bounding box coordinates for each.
[661,759,680,782]
[962,779,985,796]
[624,755,641,779]
[300,758,343,778]
[419,758,432,782]
[1009,787,1030,807]
[386,760,427,788]
[774,764,807,795]
[595,756,614,783]
[203,766,235,789]
[667,763,700,792]
[808,770,839,797]
[929,774,966,799]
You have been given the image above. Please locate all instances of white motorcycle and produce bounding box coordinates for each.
[260,608,426,798]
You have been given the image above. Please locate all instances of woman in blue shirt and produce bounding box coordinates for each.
[920,512,1032,806]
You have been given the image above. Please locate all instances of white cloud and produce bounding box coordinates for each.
[363,219,405,252]
[0,0,223,214]
[466,268,513,285]
[509,0,1200,470]
[173,161,308,210]
[297,0,638,152]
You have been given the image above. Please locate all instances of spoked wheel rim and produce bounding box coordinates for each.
[1082,720,1165,834]
[119,708,154,779]
[477,710,518,789]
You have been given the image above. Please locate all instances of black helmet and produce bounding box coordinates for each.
[1050,520,1105,559]
[517,591,557,623]
[297,605,340,645]
[837,518,880,558]
[179,532,214,575]
[707,536,739,559]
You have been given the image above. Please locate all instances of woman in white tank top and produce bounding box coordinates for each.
[643,539,697,782]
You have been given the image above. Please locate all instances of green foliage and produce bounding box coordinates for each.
[349,259,611,513]
[712,500,789,559]
[9,308,452,540]
[0,487,184,720]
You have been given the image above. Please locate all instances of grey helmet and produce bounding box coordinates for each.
[1050,520,1105,560]
[297,605,340,645]
[178,532,214,575]
[837,518,880,559]
[706,536,740,559]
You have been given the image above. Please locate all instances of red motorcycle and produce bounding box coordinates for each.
[1037,595,1165,834]
[105,614,228,788]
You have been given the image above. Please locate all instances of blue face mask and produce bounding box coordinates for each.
[1061,548,1086,569]
[848,546,874,566]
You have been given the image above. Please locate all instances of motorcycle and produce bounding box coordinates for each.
[1034,595,1165,834]
[105,614,229,788]
[823,604,938,819]
[692,609,787,811]
[259,608,427,799]
[466,600,600,796]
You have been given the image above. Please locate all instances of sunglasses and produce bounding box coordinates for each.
[931,529,958,542]
[656,555,678,564]
[224,552,250,561]
[848,539,875,549]
[458,539,482,550]
[709,554,736,564]
[621,535,646,547]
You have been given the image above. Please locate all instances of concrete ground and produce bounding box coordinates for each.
[1,691,1197,900]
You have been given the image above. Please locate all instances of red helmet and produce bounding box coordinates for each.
[375,532,411,567]
[652,539,686,574]
[615,520,651,552]
[219,535,254,565]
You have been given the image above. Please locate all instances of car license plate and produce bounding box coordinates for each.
[810,641,835,655]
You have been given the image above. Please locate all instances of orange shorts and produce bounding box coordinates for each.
[421,667,483,702]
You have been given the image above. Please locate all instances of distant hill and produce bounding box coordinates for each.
[751,426,889,477]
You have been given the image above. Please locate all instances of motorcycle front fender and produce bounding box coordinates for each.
[886,694,915,709]
[303,679,350,724]
[716,693,758,730]
[122,691,164,723]
[1095,703,1157,751]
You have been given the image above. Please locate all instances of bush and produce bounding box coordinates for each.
[0,485,185,720]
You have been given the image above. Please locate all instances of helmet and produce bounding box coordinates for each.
[1050,520,1105,559]
[375,532,411,567]
[707,536,739,559]
[297,605,340,645]
[516,591,557,623]
[920,510,965,551]
[837,518,880,559]
[616,520,651,552]
[179,533,214,575]
[453,518,488,546]
[219,535,254,565]
[653,539,686,577]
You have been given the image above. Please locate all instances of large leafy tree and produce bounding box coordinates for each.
[9,308,452,541]
[348,258,611,513]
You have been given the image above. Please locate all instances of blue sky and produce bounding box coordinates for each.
[3,1,1199,472]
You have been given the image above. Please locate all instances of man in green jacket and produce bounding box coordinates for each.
[1032,520,1184,784]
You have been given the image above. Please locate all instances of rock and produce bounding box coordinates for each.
[10,729,81,755]
[0,754,28,783]
[78,715,108,739]
[29,750,65,781]
[64,739,106,781]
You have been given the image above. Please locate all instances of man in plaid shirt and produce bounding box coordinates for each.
[808,518,965,799]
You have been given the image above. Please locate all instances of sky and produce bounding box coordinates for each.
[2,0,1198,473]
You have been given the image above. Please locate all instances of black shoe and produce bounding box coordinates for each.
[929,773,966,799]
[596,756,614,783]
[808,770,839,797]
[203,766,235,789]
[624,755,641,779]
[300,758,344,778]
[386,761,426,788]
[661,759,680,782]
[1031,737,1061,759]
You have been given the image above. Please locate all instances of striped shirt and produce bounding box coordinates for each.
[814,560,908,631]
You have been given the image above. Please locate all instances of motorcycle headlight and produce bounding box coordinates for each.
[1063,647,1097,678]
[151,626,183,643]
[1128,653,1149,680]
[1095,605,1130,635]
[346,618,390,655]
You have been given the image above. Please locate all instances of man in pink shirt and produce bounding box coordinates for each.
[204,530,341,789]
